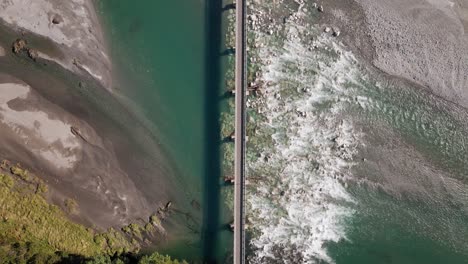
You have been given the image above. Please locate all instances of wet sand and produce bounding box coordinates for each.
[0,20,179,231]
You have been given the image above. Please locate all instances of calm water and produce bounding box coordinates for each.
[97,1,232,262]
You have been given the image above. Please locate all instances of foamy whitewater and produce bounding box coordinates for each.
[246,1,370,263]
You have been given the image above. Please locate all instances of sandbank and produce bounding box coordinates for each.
[0,0,111,88]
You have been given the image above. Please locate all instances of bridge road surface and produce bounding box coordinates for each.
[234,0,247,263]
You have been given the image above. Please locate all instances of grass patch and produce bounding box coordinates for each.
[0,162,142,261]
[0,161,178,263]
[0,182,102,256]
[10,164,30,182]
[0,174,14,188]
[64,198,79,214]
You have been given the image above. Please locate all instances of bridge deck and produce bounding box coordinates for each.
[233,0,247,263]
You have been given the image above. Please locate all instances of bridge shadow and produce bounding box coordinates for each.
[201,0,224,263]
[222,3,236,12]
[220,135,234,144]
[220,47,235,56]
[219,90,233,101]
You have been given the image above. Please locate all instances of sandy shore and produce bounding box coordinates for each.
[0,55,179,228]
[0,0,112,89]
[0,1,179,230]
[0,72,158,228]
[318,0,468,108]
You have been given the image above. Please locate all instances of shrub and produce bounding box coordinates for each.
[139,253,188,264]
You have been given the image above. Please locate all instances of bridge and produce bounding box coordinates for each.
[233,0,247,263]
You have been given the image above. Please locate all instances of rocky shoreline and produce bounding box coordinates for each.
[227,0,468,262]
[316,0,468,109]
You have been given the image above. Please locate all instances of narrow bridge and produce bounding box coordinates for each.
[233,0,247,263]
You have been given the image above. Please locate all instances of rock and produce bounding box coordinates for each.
[164,201,172,210]
[324,27,331,33]
[318,5,324,12]
[332,28,341,37]
[27,48,38,61]
[297,110,307,117]
[52,14,63,25]
[12,39,27,54]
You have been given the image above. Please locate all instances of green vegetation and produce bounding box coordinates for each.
[0,173,104,257]
[0,161,184,264]
[83,253,187,264]
[144,223,154,232]
[37,181,48,194]
[138,253,187,264]
[0,174,14,188]
[10,164,30,182]
[149,215,161,227]
[128,224,142,238]
[64,198,79,214]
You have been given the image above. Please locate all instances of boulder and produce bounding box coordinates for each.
[12,39,27,54]
[52,14,64,25]
[27,48,38,61]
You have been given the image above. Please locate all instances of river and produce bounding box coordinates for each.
[97,1,233,262]
[243,1,468,263]
[96,1,468,263]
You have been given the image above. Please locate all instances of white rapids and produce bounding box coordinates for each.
[245,2,369,263]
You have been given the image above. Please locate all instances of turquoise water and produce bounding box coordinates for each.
[97,1,232,262]
[96,1,468,263]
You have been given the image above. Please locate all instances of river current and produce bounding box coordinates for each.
[243,1,468,263]
[96,0,468,262]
